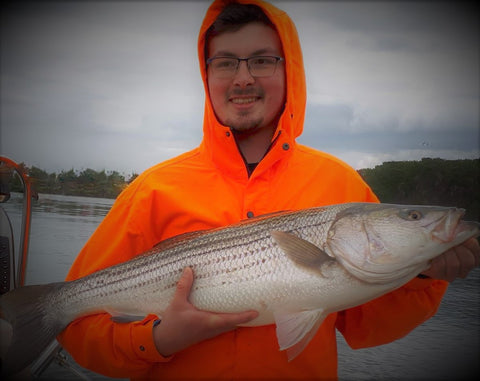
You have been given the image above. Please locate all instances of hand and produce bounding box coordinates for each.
[152,267,258,357]
[420,237,480,282]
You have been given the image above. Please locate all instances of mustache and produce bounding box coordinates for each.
[227,88,265,98]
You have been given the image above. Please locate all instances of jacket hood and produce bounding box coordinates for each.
[198,0,306,179]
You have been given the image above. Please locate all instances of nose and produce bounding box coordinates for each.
[232,60,255,87]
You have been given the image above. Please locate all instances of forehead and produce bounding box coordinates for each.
[207,22,283,57]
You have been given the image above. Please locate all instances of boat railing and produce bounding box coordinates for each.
[0,156,92,380]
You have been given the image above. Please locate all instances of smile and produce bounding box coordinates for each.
[230,97,258,104]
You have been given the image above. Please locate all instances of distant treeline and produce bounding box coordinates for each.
[358,158,479,220]
[7,158,480,220]
[9,165,139,199]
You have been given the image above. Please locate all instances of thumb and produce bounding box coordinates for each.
[174,267,194,302]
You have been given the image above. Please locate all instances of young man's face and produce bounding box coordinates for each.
[207,22,286,134]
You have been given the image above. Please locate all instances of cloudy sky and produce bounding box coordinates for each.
[1,1,478,176]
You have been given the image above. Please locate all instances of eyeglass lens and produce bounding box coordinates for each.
[208,56,281,78]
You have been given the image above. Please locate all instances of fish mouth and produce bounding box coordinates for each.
[430,208,468,243]
[452,219,480,241]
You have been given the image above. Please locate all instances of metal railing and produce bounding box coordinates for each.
[0,156,91,380]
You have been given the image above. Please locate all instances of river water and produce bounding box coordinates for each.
[2,193,479,380]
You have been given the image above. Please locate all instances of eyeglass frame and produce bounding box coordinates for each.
[206,55,285,78]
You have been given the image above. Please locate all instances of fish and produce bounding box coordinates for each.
[1,202,479,376]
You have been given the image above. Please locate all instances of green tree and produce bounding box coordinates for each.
[358,158,479,220]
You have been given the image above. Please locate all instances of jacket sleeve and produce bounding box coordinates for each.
[335,277,448,349]
[58,314,170,378]
[57,179,172,379]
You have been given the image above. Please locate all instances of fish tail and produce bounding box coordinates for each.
[0,282,65,377]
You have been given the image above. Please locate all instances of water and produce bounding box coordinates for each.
[2,193,479,380]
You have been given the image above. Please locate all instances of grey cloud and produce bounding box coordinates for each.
[301,102,479,154]
[305,2,477,41]
[1,1,478,174]
[304,103,355,132]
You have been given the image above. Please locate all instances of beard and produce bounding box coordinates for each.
[226,113,264,135]
[223,88,265,133]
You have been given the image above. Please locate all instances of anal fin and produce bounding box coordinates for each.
[274,308,328,361]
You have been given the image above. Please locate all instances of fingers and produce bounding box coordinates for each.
[422,238,480,282]
[226,310,259,325]
[173,267,194,302]
[463,237,480,267]
[443,249,462,281]
[207,310,259,331]
[454,241,477,279]
[153,267,259,357]
[173,267,258,325]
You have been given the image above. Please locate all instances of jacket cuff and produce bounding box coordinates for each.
[131,316,173,363]
[402,276,447,291]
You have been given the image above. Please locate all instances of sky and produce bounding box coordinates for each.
[1,1,479,176]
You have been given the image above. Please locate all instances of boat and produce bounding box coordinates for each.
[0,156,92,380]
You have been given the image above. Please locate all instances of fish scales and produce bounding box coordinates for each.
[2,202,479,376]
[53,206,339,322]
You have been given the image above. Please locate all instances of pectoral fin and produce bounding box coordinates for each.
[274,308,328,361]
[271,230,335,273]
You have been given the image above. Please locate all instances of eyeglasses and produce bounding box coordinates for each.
[206,56,284,78]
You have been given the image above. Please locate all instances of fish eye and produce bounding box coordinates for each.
[399,209,423,221]
[407,210,422,220]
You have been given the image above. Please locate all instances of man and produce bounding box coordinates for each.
[58,1,480,379]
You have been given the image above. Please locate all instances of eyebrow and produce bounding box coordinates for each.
[212,48,280,57]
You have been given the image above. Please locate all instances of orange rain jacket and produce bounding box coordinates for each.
[58,0,448,379]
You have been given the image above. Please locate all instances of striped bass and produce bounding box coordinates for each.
[1,202,479,376]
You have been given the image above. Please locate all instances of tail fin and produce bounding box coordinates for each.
[0,283,65,377]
